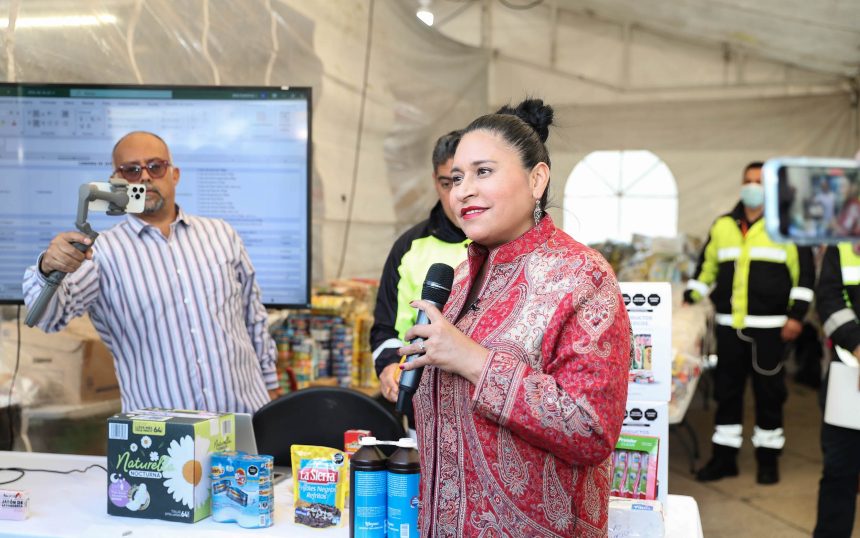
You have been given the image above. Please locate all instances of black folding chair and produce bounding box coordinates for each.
[253,386,405,466]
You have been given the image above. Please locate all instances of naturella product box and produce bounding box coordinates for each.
[106,409,235,523]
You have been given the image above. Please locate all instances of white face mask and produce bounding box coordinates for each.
[740,183,764,208]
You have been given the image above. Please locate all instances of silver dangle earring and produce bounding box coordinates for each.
[533,199,543,226]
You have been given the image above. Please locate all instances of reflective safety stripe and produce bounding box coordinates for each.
[715,314,787,328]
[789,287,814,302]
[834,346,860,368]
[744,315,788,328]
[748,247,787,263]
[842,266,860,285]
[712,424,743,448]
[715,314,734,326]
[372,338,405,360]
[686,279,710,296]
[751,426,785,450]
[823,308,857,337]
[717,247,741,262]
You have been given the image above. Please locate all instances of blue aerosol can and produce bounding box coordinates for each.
[387,437,420,538]
[350,436,387,538]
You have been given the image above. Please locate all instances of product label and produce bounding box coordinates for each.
[297,459,339,507]
[210,452,274,529]
[132,420,167,436]
[387,472,420,538]
[354,470,386,537]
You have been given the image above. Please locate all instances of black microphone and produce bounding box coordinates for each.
[395,263,455,414]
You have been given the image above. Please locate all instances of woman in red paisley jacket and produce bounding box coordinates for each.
[399,99,631,537]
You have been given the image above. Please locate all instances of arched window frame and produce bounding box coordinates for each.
[563,150,678,244]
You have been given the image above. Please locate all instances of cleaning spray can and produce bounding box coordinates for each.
[350,436,387,538]
[387,437,420,538]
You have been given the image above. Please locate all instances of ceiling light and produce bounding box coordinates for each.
[416,0,434,26]
[0,14,118,29]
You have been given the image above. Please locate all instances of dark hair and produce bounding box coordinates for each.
[463,98,554,210]
[744,161,764,178]
[431,130,463,173]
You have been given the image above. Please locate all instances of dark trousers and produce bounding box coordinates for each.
[714,326,787,431]
[814,365,860,538]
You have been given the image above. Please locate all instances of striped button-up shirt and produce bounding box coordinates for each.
[23,208,278,413]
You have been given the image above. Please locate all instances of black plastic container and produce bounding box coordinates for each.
[349,437,387,538]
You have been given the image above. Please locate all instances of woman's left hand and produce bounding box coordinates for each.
[399,300,490,385]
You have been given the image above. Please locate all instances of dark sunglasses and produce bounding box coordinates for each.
[114,159,171,182]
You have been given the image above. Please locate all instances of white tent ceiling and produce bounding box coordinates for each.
[418,0,859,243]
[0,0,858,281]
[422,0,858,125]
[429,0,860,79]
[558,0,859,78]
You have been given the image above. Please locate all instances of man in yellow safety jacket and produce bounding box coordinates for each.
[813,242,860,537]
[371,130,470,438]
[684,161,815,484]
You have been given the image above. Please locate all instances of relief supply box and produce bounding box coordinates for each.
[107,408,235,523]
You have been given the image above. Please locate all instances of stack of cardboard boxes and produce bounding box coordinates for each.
[0,316,119,406]
[609,282,673,537]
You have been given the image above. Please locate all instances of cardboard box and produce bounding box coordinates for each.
[608,498,665,538]
[344,429,371,457]
[0,317,120,404]
[620,282,673,402]
[107,409,236,523]
[621,400,668,507]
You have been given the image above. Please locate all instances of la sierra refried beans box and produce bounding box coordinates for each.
[107,408,235,523]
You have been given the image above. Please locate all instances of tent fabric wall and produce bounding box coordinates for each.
[1,0,856,282]
[0,0,489,283]
[546,92,858,240]
[428,1,857,244]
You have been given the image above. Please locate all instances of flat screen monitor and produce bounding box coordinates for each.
[0,84,311,307]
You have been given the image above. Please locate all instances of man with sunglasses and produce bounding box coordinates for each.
[23,131,282,414]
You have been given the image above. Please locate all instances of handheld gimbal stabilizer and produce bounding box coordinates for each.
[25,178,146,327]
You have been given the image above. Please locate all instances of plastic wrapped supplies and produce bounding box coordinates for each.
[670,285,708,422]
[608,498,665,538]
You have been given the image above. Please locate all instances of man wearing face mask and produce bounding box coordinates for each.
[684,161,815,484]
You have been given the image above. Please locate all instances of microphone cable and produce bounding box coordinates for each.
[0,463,107,486]
[6,305,21,451]
[736,328,785,377]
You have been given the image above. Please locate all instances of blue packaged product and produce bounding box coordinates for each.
[212,479,230,495]
[210,452,274,528]
[226,486,249,507]
[387,438,420,538]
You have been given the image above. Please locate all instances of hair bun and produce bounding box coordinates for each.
[496,98,553,143]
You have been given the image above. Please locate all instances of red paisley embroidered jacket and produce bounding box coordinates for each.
[414,216,630,537]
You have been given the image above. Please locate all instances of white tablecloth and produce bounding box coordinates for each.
[0,451,702,537]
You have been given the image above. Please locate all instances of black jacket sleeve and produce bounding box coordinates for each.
[817,246,860,353]
[370,232,412,378]
[788,246,815,321]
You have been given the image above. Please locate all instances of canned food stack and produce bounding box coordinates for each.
[310,317,333,378]
[210,451,275,529]
[330,322,354,387]
[290,337,315,389]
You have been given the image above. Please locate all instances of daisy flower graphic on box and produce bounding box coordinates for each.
[162,435,210,509]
